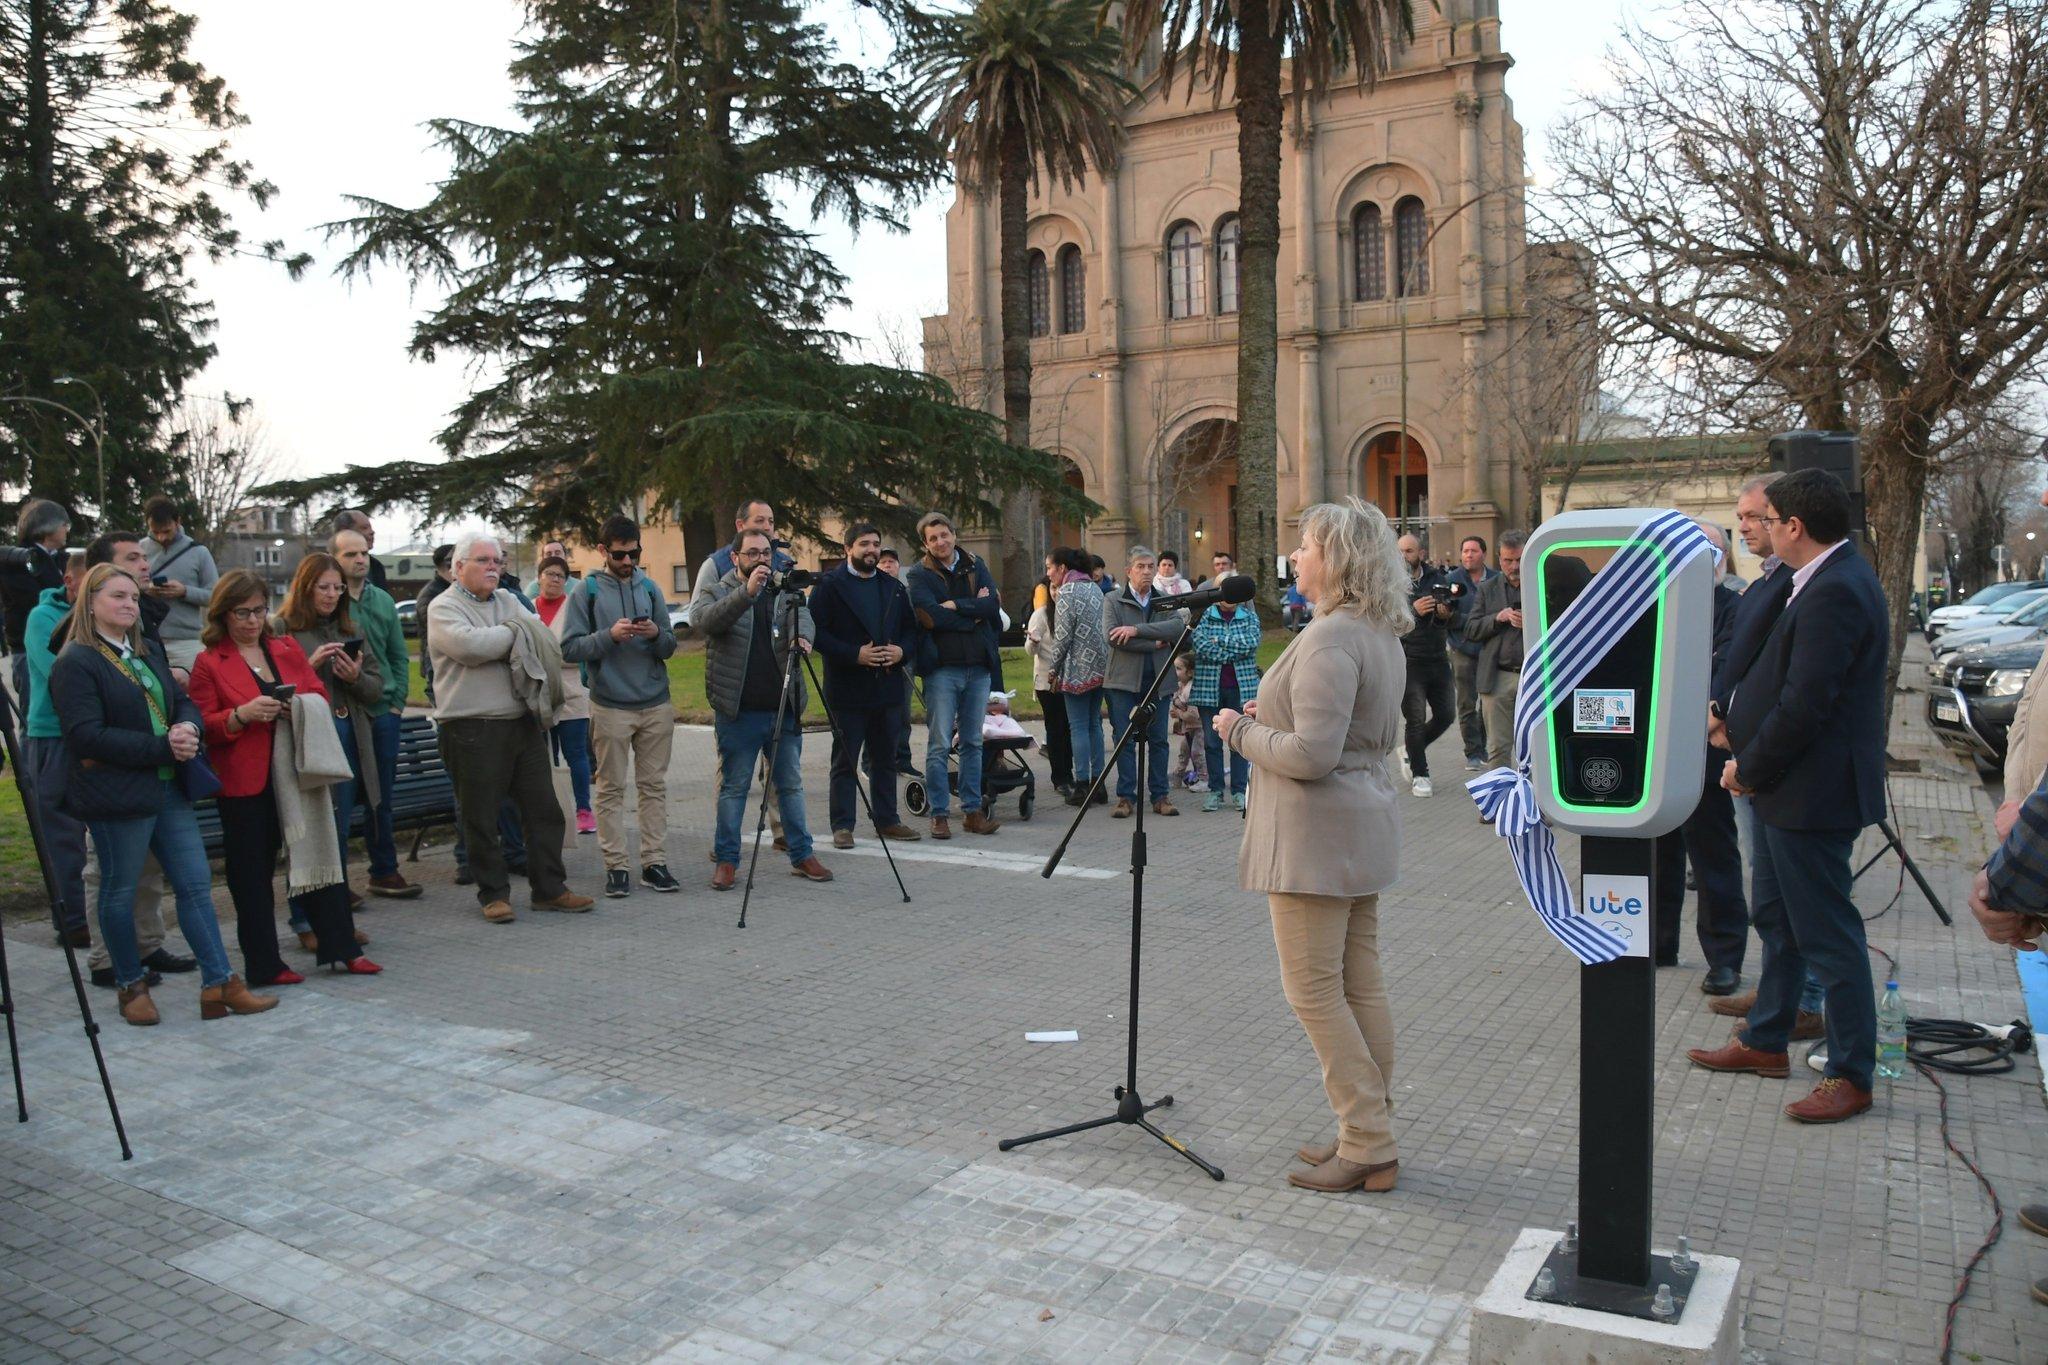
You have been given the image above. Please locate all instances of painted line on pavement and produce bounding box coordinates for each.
[829,844,1118,880]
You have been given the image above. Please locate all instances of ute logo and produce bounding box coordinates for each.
[1585,888,1645,918]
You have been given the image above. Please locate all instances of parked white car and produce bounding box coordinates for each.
[1925,580,2045,637]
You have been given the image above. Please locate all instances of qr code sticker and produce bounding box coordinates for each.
[1572,689,1635,735]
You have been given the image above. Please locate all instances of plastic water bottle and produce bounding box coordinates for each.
[1876,980,1908,1080]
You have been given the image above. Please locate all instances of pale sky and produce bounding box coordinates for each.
[180,0,1634,541]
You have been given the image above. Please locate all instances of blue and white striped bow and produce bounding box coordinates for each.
[1465,511,1716,964]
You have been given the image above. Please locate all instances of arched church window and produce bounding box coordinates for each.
[1166,222,1205,320]
[1028,250,1051,336]
[1216,215,1241,315]
[1395,197,1430,296]
[1353,203,1386,301]
[1057,245,1085,334]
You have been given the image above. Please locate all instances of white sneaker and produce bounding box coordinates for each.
[1412,776,1433,798]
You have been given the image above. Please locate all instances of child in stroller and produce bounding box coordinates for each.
[905,691,1040,820]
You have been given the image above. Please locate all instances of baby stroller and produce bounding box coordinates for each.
[905,713,1039,822]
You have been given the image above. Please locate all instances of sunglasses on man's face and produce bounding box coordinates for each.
[608,547,643,561]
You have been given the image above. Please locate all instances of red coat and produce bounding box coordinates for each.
[187,636,331,798]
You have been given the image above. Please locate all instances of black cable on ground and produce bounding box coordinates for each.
[1919,1056,2007,1365]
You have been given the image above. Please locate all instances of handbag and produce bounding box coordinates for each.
[92,639,221,802]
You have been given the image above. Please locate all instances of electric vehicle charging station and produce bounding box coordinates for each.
[1515,509,1717,1319]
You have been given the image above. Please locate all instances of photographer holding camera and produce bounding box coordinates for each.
[1396,534,1456,798]
[2,498,70,703]
[694,527,831,890]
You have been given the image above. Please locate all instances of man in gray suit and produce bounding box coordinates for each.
[1463,530,1527,773]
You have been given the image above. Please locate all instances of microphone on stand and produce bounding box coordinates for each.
[1150,574,1258,613]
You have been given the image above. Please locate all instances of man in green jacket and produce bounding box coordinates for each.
[335,528,423,898]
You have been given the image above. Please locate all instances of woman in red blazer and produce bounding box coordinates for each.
[187,570,377,981]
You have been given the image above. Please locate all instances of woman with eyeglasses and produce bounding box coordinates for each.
[275,553,386,931]
[188,571,375,981]
[50,564,276,1026]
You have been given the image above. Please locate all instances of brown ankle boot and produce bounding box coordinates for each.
[201,975,278,1020]
[1295,1137,1338,1166]
[117,982,159,1027]
[1287,1156,1399,1193]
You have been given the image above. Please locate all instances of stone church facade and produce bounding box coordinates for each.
[924,1,1534,583]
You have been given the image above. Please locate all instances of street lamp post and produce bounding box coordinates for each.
[54,376,107,514]
[0,391,103,514]
[1395,183,1530,543]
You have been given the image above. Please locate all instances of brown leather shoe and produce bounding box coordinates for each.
[1686,1034,1790,1077]
[2019,1204,2048,1238]
[1791,1010,1825,1041]
[201,975,278,1019]
[368,873,423,899]
[773,835,788,852]
[930,816,952,840]
[117,982,159,1027]
[1152,799,1178,817]
[710,862,737,891]
[1296,1138,1338,1166]
[1784,1076,1872,1124]
[963,811,1001,835]
[533,891,595,913]
[832,829,855,850]
[481,900,515,924]
[790,856,834,882]
[1112,798,1135,818]
[1707,989,1758,1018]
[296,930,319,952]
[876,824,922,841]
[1287,1157,1398,1193]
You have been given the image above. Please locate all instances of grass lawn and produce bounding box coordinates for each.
[0,775,48,919]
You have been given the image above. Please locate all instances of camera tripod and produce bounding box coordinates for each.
[0,690,132,1160]
[1001,615,1224,1181]
[1851,759,1951,926]
[737,586,910,927]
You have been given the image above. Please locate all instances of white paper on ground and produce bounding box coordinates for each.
[1025,1030,1080,1043]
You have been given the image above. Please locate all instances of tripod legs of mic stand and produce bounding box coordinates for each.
[1001,634,1224,1181]
[1852,816,1953,926]
[1,923,25,1123]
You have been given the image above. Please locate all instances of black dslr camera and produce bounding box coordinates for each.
[766,538,818,593]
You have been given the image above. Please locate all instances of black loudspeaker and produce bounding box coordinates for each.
[1768,429,1866,539]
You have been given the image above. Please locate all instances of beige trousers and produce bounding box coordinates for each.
[1269,892,1397,1165]
[591,703,675,871]
[86,852,166,971]
[1481,669,1521,770]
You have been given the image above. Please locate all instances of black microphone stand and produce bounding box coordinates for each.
[1001,613,1224,1181]
[0,690,132,1159]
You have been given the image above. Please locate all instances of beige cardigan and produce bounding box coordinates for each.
[1226,606,1405,896]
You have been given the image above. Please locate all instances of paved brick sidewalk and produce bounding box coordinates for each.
[3,638,2044,1362]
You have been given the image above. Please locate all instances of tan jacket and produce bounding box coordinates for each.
[1226,606,1405,896]
[2004,658,2048,799]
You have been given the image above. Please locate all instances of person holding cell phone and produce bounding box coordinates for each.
[274,554,386,918]
[190,571,374,981]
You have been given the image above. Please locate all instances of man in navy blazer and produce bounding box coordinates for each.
[1688,468,1888,1124]
[808,523,922,846]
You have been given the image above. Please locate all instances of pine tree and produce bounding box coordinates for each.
[260,0,1089,549]
[0,0,307,525]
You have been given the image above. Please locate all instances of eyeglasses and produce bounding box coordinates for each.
[228,606,267,621]
[736,549,771,562]
[608,547,642,561]
[1756,516,1788,527]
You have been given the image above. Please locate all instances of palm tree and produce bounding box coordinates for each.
[1113,0,1415,613]
[908,0,1134,459]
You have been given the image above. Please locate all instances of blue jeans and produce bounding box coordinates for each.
[87,790,234,988]
[714,709,812,866]
[1063,689,1106,786]
[1743,823,1876,1090]
[1737,795,1822,1013]
[923,665,990,817]
[1108,682,1172,804]
[366,711,402,877]
[1199,679,1249,795]
[555,716,593,812]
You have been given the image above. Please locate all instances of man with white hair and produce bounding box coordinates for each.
[427,533,593,924]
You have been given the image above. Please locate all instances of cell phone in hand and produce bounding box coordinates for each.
[341,638,365,657]
[631,615,652,625]
[150,574,168,586]
[267,683,296,701]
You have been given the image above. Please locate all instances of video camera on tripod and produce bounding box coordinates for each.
[765,539,818,594]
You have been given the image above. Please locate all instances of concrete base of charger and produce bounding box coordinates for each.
[1470,1228,1743,1364]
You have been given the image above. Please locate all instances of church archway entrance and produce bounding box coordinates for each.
[1156,418,1239,570]
[1037,456,1090,564]
[1363,431,1431,541]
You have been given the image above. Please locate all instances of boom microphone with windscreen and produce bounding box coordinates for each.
[1152,574,1257,613]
